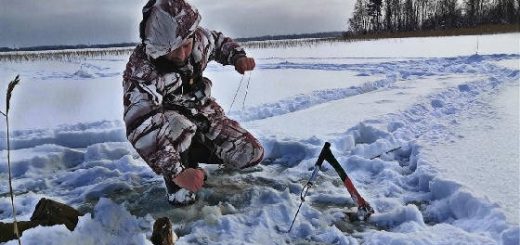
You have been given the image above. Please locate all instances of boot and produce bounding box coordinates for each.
[163,175,197,206]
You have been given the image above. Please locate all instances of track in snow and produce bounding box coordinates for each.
[231,54,519,122]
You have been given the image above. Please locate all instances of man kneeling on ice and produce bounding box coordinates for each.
[123,0,264,206]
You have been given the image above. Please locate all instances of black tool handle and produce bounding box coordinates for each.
[315,142,331,167]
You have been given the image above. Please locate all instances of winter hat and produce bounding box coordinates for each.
[140,0,201,59]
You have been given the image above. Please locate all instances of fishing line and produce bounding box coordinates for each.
[228,74,244,114]
[241,72,252,110]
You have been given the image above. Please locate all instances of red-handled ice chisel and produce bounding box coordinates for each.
[287,142,374,233]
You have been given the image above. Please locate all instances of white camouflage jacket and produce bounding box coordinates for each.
[122,27,246,135]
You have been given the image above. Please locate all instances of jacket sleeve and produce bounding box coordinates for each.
[207,29,246,66]
[123,46,187,178]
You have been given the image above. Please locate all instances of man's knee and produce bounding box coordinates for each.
[235,135,264,169]
[242,142,264,168]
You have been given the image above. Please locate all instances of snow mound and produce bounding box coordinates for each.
[234,76,396,121]
[0,120,126,150]
[72,69,95,79]
[5,198,154,245]
[71,63,120,79]
[0,144,84,178]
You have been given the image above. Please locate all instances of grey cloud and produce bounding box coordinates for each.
[0,0,353,47]
[193,0,351,37]
[1,0,144,47]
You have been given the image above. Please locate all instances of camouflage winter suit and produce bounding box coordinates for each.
[122,27,264,180]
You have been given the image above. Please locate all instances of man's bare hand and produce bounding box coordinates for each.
[234,56,256,74]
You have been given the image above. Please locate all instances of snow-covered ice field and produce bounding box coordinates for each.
[0,33,519,244]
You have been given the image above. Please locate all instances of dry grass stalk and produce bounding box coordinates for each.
[6,75,20,114]
[3,75,22,245]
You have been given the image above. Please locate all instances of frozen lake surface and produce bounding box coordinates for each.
[0,33,518,244]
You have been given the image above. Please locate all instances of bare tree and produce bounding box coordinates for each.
[349,0,370,33]
[384,0,393,31]
[368,0,383,31]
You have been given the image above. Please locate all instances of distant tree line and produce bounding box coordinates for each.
[1,32,349,52]
[235,32,344,42]
[0,42,137,53]
[348,0,519,33]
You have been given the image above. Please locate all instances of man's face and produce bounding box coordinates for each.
[164,37,194,66]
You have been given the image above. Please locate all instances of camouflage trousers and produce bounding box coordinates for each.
[125,99,264,179]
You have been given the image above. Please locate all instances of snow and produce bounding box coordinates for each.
[0,60,125,130]
[422,81,519,224]
[247,33,519,58]
[246,73,488,138]
[0,33,519,244]
[4,198,154,245]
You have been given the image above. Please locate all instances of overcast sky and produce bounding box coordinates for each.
[0,0,353,48]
